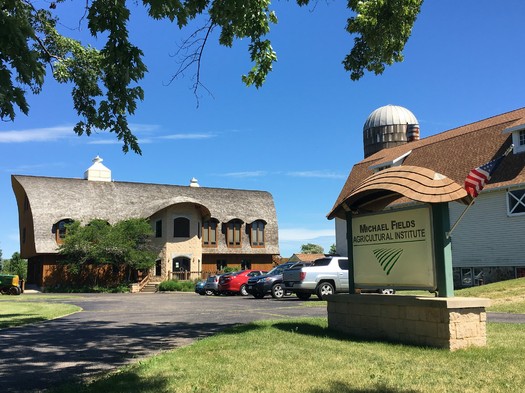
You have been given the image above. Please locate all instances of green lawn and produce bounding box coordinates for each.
[0,301,81,329]
[52,318,525,393]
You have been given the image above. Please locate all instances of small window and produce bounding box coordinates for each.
[241,260,252,270]
[203,219,218,247]
[155,220,162,238]
[250,220,265,248]
[226,220,242,248]
[508,189,525,216]
[520,130,525,146]
[174,217,190,237]
[54,219,73,244]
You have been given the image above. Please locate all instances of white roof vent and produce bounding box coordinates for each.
[189,177,200,187]
[84,156,111,182]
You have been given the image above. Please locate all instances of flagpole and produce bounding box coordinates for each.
[446,200,475,239]
[447,144,514,239]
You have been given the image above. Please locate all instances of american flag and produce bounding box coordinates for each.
[464,147,512,197]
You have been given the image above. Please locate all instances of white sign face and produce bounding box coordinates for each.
[352,206,436,290]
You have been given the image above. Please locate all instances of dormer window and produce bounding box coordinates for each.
[503,125,525,154]
[226,219,242,248]
[250,220,265,248]
[54,219,73,244]
[369,150,412,173]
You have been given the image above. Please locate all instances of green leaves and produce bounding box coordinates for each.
[1,0,422,153]
[344,0,423,80]
[58,218,156,272]
[0,1,46,120]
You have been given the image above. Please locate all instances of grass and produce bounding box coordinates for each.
[51,318,525,393]
[0,301,81,329]
[303,277,525,313]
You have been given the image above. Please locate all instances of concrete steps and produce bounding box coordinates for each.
[141,282,159,293]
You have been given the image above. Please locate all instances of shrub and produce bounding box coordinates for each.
[43,284,130,293]
[158,280,194,292]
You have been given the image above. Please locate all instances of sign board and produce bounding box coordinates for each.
[352,205,436,290]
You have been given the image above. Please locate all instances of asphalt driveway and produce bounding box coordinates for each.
[1,293,523,392]
[0,293,327,392]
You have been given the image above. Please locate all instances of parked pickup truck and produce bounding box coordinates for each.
[282,256,349,300]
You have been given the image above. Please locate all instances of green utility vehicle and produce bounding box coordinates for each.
[0,274,22,295]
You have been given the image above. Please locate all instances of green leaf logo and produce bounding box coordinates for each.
[373,248,403,275]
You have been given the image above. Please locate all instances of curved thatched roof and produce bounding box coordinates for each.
[12,175,279,255]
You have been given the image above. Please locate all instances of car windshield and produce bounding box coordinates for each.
[206,277,216,282]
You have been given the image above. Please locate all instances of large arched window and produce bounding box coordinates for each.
[53,219,73,244]
[226,219,242,248]
[250,220,265,248]
[202,219,218,247]
[173,217,190,237]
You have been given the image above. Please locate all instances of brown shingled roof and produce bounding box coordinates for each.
[329,107,525,219]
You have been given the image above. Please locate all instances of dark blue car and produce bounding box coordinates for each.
[246,262,307,299]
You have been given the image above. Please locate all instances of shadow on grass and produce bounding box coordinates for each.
[0,314,48,329]
[309,380,420,393]
[52,371,169,393]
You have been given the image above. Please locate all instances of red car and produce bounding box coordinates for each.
[218,270,266,296]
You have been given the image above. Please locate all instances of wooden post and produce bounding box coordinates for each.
[346,211,356,294]
[431,203,454,297]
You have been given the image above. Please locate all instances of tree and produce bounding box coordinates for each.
[1,252,28,279]
[329,243,337,255]
[58,218,156,284]
[2,0,422,154]
[301,243,324,254]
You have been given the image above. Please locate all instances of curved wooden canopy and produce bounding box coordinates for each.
[334,165,472,215]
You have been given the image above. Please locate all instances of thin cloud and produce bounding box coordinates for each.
[87,139,121,145]
[279,228,335,242]
[0,126,73,143]
[219,171,268,178]
[158,133,216,140]
[286,170,346,179]
[3,162,67,173]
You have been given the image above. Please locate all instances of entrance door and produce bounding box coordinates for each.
[172,257,191,277]
[155,259,162,276]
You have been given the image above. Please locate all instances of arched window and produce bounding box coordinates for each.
[250,220,265,248]
[202,219,218,247]
[53,219,73,244]
[173,217,190,237]
[226,219,242,248]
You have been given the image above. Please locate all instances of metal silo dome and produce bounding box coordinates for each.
[363,105,419,158]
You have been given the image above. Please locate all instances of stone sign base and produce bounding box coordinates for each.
[327,294,490,351]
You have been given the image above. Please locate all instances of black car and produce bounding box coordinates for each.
[246,262,307,299]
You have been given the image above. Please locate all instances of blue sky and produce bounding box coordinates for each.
[1,1,525,259]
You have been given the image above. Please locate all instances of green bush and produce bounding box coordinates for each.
[158,280,195,292]
[44,284,130,293]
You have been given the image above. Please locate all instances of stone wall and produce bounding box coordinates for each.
[327,294,490,351]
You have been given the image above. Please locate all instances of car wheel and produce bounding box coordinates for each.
[296,292,311,300]
[240,284,249,296]
[205,289,214,296]
[316,282,334,300]
[380,288,395,295]
[271,283,285,299]
[253,293,265,299]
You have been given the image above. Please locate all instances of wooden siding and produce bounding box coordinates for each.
[449,188,525,267]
